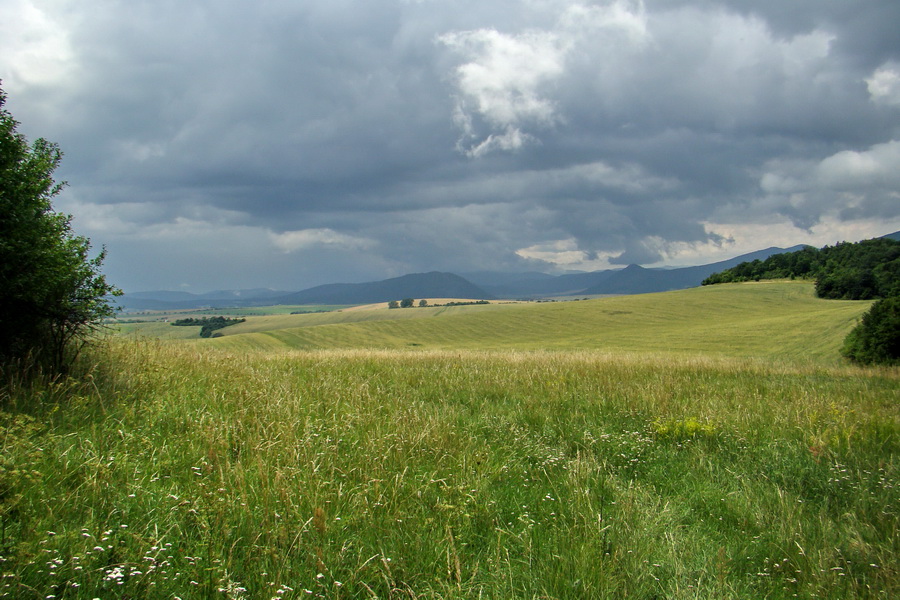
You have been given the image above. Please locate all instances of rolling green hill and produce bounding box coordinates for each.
[117,301,507,340]
[183,281,869,363]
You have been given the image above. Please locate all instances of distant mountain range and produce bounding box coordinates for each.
[117,235,898,311]
[118,272,491,311]
[461,245,808,297]
[275,272,488,305]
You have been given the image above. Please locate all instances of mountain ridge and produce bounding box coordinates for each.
[116,235,896,310]
[118,272,492,311]
[275,272,491,306]
[581,245,809,296]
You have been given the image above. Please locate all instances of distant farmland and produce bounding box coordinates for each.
[119,281,873,363]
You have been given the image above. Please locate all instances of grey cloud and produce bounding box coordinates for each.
[2,0,899,291]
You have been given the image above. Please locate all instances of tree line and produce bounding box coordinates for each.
[702,238,900,300]
[170,316,246,338]
[389,299,429,308]
[388,299,490,309]
[703,237,900,365]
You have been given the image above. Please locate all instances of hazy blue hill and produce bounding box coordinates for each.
[460,271,558,297]
[476,269,619,297]
[459,271,556,286]
[275,271,492,305]
[581,245,807,295]
[117,288,292,311]
[116,293,207,311]
[125,290,199,302]
[117,274,489,310]
[199,288,290,300]
[116,241,852,310]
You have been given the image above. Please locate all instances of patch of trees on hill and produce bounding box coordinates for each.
[702,238,900,300]
[388,299,431,308]
[388,299,491,309]
[171,316,245,338]
[704,236,900,365]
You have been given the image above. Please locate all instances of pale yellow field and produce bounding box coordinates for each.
[172,281,874,365]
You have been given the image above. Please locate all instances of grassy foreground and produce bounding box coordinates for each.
[1,339,897,599]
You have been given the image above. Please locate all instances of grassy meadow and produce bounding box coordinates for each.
[190,281,867,362]
[1,282,897,598]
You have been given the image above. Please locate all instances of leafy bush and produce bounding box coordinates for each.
[841,297,900,365]
[0,85,119,372]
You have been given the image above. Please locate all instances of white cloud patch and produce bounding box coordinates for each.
[270,228,375,253]
[0,0,77,92]
[670,217,900,267]
[440,27,566,155]
[440,0,648,156]
[518,214,900,272]
[816,140,900,190]
[557,160,678,194]
[761,140,900,194]
[867,62,900,106]
[754,139,900,231]
[464,126,538,158]
[516,238,596,268]
[557,0,648,43]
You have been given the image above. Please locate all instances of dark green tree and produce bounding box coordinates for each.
[400,298,414,308]
[0,84,120,373]
[841,297,900,365]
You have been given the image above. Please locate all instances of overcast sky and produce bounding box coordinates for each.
[2,0,899,292]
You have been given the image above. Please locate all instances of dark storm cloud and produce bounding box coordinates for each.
[1,0,898,291]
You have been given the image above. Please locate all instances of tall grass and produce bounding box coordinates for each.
[2,339,896,598]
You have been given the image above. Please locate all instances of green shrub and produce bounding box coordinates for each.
[0,85,119,373]
[841,296,900,365]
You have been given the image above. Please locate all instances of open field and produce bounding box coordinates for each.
[118,300,524,343]
[122,281,872,364]
[2,281,897,599]
[116,304,352,322]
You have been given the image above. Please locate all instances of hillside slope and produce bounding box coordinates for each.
[206,281,870,363]
[256,271,491,305]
